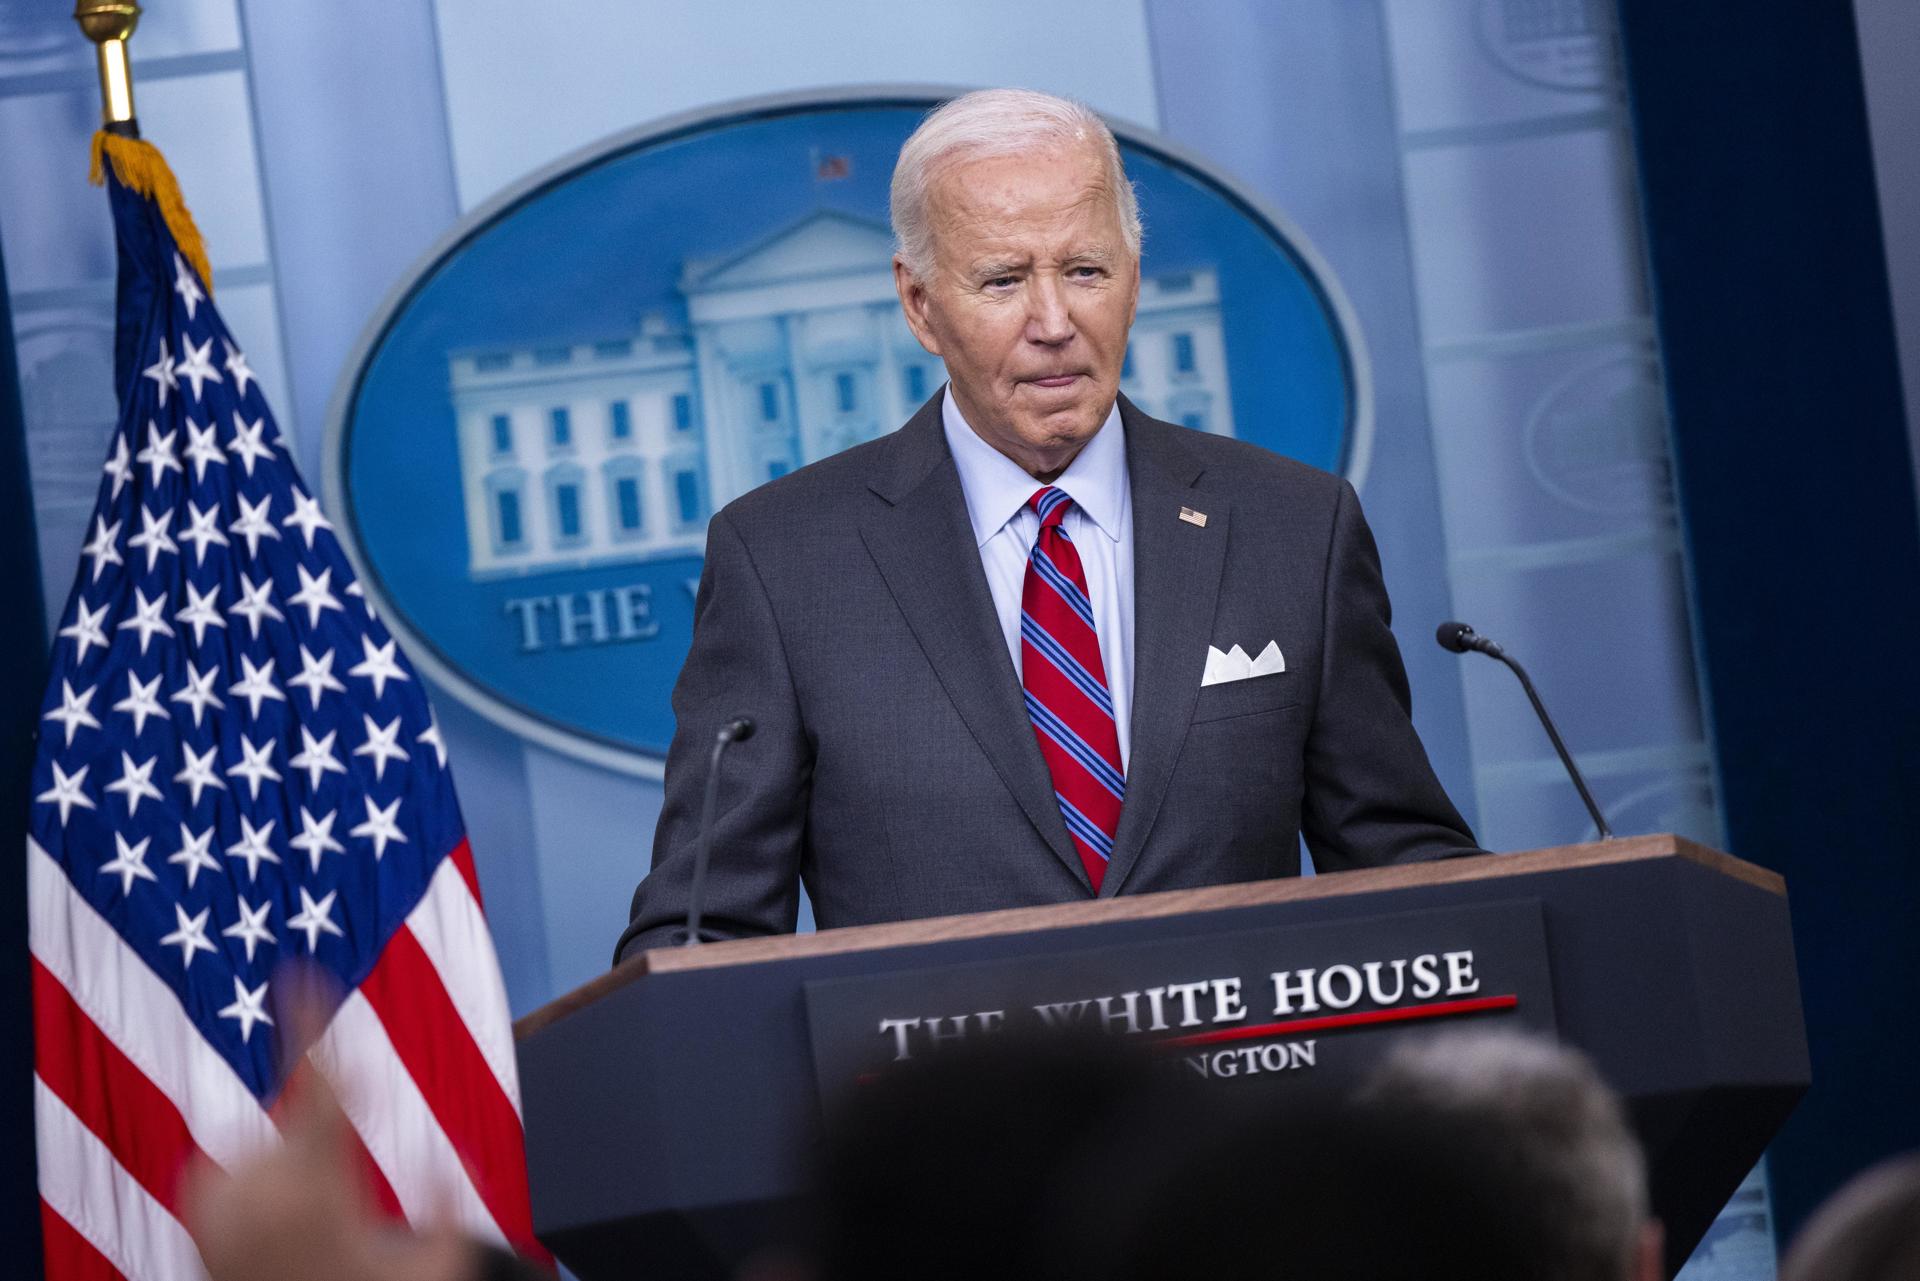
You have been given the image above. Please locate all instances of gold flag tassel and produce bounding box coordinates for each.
[74,4,208,294]
[89,131,214,300]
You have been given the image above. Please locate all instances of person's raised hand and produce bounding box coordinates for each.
[182,965,478,1281]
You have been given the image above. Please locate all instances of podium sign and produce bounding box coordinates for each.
[803,899,1554,1095]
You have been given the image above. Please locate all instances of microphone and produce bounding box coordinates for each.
[1435,622,1613,840]
[682,717,756,947]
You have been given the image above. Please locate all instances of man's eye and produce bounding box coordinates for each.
[984,276,1017,288]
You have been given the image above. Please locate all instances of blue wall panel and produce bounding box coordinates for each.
[1618,0,1920,1240]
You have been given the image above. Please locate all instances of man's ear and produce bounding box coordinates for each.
[893,256,942,357]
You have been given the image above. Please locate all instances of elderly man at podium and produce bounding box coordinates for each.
[615,88,1476,962]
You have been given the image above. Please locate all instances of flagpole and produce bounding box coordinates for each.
[73,0,215,301]
[73,0,142,137]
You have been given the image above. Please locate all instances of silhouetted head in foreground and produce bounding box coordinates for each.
[1780,1153,1920,1281]
[1353,1030,1662,1281]
[797,1035,1176,1281]
[785,1029,1658,1281]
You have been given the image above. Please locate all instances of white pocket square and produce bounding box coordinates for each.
[1202,641,1286,686]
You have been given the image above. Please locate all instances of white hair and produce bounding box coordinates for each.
[890,88,1143,282]
[1362,1031,1649,1281]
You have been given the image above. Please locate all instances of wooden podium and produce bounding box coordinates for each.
[515,835,1807,1279]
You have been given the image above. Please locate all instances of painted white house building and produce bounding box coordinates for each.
[447,210,1234,578]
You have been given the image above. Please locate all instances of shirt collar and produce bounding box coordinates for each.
[941,387,1127,547]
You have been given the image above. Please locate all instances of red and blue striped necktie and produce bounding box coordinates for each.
[1020,486,1125,891]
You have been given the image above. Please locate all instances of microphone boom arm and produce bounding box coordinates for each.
[1437,622,1613,841]
[1489,648,1613,840]
[683,717,755,947]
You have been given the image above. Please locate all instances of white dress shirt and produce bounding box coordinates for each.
[942,389,1135,769]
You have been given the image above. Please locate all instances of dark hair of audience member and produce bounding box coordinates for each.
[1356,1031,1654,1281]
[789,1033,1575,1281]
[1050,1086,1547,1281]
[795,1033,1179,1281]
[1780,1153,1920,1281]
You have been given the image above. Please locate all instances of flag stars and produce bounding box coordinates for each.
[218,977,273,1043]
[289,726,348,792]
[175,580,226,645]
[417,714,447,768]
[228,654,287,719]
[99,832,159,896]
[173,252,206,321]
[287,887,346,952]
[229,493,281,558]
[173,742,227,807]
[283,491,332,549]
[230,574,285,640]
[104,750,164,816]
[222,897,275,963]
[223,339,256,399]
[35,762,95,826]
[136,424,182,488]
[175,335,223,401]
[290,805,345,873]
[355,714,411,781]
[111,670,171,736]
[120,587,176,654]
[224,815,280,881]
[228,413,273,476]
[43,679,102,746]
[350,795,406,861]
[41,231,482,1079]
[227,734,282,800]
[59,599,112,663]
[179,502,230,565]
[102,434,132,500]
[288,564,345,630]
[159,903,218,970]
[288,645,346,709]
[128,504,178,572]
[182,419,225,482]
[348,636,409,700]
[167,822,222,889]
[81,516,124,583]
[142,337,177,408]
[171,661,225,727]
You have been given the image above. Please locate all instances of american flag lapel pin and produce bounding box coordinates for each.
[1179,506,1208,528]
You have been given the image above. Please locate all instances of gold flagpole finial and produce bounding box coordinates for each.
[74,2,142,129]
[75,0,210,292]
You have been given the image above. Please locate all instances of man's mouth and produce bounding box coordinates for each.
[1025,373,1083,389]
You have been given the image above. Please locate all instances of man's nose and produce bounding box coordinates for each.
[1025,275,1075,345]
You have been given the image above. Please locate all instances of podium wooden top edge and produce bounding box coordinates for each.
[514,833,1777,1041]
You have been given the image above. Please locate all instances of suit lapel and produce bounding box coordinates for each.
[859,399,1089,888]
[1103,401,1229,897]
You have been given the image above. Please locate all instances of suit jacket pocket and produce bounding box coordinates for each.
[1190,673,1300,724]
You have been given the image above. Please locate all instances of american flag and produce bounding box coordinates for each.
[28,138,540,1277]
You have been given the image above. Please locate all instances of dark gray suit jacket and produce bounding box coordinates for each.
[615,394,1475,960]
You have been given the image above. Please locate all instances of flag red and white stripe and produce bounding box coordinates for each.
[31,835,544,1278]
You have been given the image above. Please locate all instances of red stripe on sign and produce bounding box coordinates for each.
[31,958,208,1213]
[448,837,485,909]
[356,923,538,1253]
[38,1200,129,1281]
[1157,995,1520,1049]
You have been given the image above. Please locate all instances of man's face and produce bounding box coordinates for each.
[895,141,1140,479]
